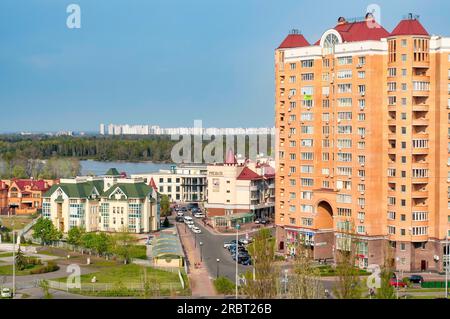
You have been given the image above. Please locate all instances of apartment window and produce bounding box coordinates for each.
[322,113,330,121]
[300,191,313,200]
[357,225,366,234]
[322,153,330,161]
[337,152,352,162]
[388,211,396,220]
[290,101,297,110]
[358,113,366,121]
[322,73,330,81]
[301,178,314,187]
[337,98,352,107]
[337,194,352,204]
[301,86,313,94]
[322,139,331,148]
[289,205,296,213]
[289,179,296,186]
[301,59,314,68]
[388,68,397,77]
[323,59,330,68]
[358,56,366,65]
[301,73,314,81]
[302,99,314,108]
[401,156,407,163]
[337,139,352,148]
[358,85,366,94]
[301,126,313,134]
[388,96,397,106]
[322,181,330,188]
[413,81,430,91]
[402,69,407,77]
[300,165,313,173]
[289,63,296,70]
[402,98,407,106]
[358,155,366,164]
[289,153,296,160]
[337,208,352,217]
[301,139,313,147]
[402,83,407,91]
[357,141,365,149]
[289,192,296,200]
[338,84,352,93]
[289,140,296,147]
[387,168,396,177]
[401,54,407,62]
[388,226,396,235]
[412,226,428,236]
[337,166,352,176]
[358,99,366,109]
[401,142,407,149]
[401,200,406,207]
[412,139,428,148]
[358,71,366,79]
[302,218,313,226]
[301,112,314,121]
[337,125,352,134]
[289,166,296,174]
[289,218,296,225]
[337,56,353,65]
[412,211,428,221]
[301,152,314,161]
[401,185,406,192]
[337,70,352,79]
[289,128,296,135]
[289,76,296,83]
[337,112,352,120]
[388,197,396,206]
[301,205,314,213]
[412,168,429,178]
[388,82,397,92]
[322,99,330,108]
[322,168,330,175]
[358,127,366,136]
[401,113,407,120]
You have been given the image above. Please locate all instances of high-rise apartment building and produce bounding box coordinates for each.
[275,13,450,272]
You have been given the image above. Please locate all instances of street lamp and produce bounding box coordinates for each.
[11,207,16,298]
[194,231,197,248]
[235,223,240,299]
[216,258,220,278]
[199,241,203,262]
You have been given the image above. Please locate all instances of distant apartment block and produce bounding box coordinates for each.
[275,13,450,272]
[132,164,207,203]
[101,123,275,136]
[42,168,160,233]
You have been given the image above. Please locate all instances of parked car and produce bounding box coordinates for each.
[177,211,184,217]
[187,223,195,229]
[192,226,201,234]
[389,278,407,288]
[194,212,205,218]
[232,251,250,261]
[223,241,234,249]
[183,216,193,223]
[409,275,424,284]
[1,288,11,298]
[240,238,252,245]
[175,216,184,223]
[238,256,252,265]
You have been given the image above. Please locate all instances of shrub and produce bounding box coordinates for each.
[214,276,235,295]
[29,261,60,275]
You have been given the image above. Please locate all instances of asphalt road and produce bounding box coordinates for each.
[177,216,252,282]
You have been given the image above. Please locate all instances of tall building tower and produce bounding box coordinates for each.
[275,13,450,272]
[99,123,105,135]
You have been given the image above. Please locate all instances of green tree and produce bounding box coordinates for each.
[241,228,279,298]
[32,218,62,245]
[12,164,27,178]
[15,246,28,271]
[39,280,53,299]
[67,226,85,247]
[111,228,139,264]
[333,223,364,299]
[160,195,171,217]
[80,233,97,253]
[92,232,111,256]
[376,244,396,299]
[214,276,235,295]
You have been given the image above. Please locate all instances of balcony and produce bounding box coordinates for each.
[412,104,429,112]
[412,148,428,155]
[412,190,428,198]
[412,90,430,97]
[412,118,429,126]
[412,61,430,69]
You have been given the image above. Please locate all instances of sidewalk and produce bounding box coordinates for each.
[177,224,217,297]
[200,221,275,237]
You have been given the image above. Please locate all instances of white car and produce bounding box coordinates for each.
[191,226,201,234]
[187,223,195,229]
[177,211,184,217]
[194,213,205,218]
[183,216,193,223]
[1,288,12,298]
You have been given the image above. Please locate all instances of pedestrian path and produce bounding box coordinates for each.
[177,224,217,297]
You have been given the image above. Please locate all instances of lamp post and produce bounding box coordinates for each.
[11,208,16,298]
[235,223,240,299]
[216,258,220,278]
[199,241,203,262]
[194,231,197,248]
[446,233,449,299]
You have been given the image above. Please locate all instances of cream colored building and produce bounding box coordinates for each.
[132,164,207,203]
[42,168,160,234]
[205,150,275,220]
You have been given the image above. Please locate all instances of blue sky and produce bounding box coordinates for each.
[0,0,448,132]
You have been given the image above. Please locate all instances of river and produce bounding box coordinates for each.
[80,160,173,176]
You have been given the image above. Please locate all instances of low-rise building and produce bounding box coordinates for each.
[0,181,8,214]
[42,169,160,234]
[132,164,207,203]
[205,150,275,222]
[6,179,54,215]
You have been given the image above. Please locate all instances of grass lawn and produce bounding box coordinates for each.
[0,216,34,230]
[55,263,179,284]
[133,245,147,260]
[405,288,447,293]
[0,252,14,258]
[0,263,58,276]
[317,265,370,277]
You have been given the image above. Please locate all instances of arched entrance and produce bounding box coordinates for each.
[315,201,333,229]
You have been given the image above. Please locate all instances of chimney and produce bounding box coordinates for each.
[337,17,347,25]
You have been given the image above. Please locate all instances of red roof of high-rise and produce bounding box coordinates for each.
[334,20,390,42]
[12,179,50,192]
[278,33,310,49]
[390,18,429,36]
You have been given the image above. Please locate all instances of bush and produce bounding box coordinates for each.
[29,261,60,275]
[214,276,235,295]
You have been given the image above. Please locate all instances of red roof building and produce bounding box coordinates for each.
[278,32,310,49]
[390,17,429,36]
[237,167,263,181]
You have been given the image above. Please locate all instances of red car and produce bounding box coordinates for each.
[389,278,407,288]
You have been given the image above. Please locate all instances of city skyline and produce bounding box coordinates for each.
[1,0,450,132]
